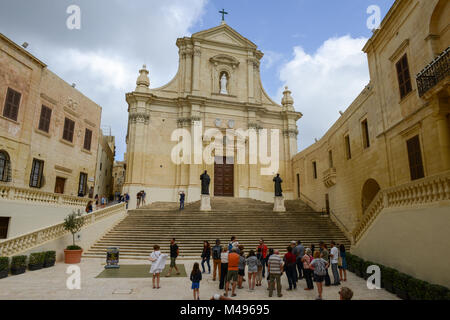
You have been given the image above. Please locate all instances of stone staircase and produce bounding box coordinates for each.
[83,197,350,260]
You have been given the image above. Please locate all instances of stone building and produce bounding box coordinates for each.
[292,0,449,287]
[123,22,302,208]
[112,159,126,198]
[94,130,115,201]
[0,32,101,197]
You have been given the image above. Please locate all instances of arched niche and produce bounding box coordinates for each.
[361,178,381,214]
[428,0,450,56]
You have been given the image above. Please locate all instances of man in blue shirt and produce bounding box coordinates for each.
[179,191,185,210]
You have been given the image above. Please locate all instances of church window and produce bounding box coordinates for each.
[29,158,44,188]
[38,105,52,133]
[312,161,317,179]
[3,88,21,121]
[396,54,412,99]
[0,150,12,182]
[63,117,75,142]
[406,135,425,181]
[361,119,370,149]
[345,135,352,160]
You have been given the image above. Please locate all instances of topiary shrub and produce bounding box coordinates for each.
[0,257,9,279]
[423,284,450,300]
[382,267,397,294]
[44,251,56,268]
[394,272,412,300]
[353,256,363,278]
[346,253,354,272]
[28,252,45,271]
[407,278,427,300]
[11,255,27,275]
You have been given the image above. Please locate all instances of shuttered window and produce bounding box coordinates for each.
[3,88,21,121]
[63,118,75,142]
[78,172,88,196]
[406,135,425,181]
[312,161,317,179]
[38,105,52,133]
[83,128,92,151]
[396,54,412,99]
[30,159,44,188]
[362,119,370,148]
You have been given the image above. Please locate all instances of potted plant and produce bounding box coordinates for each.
[393,272,411,300]
[28,252,45,271]
[63,212,84,264]
[44,251,56,268]
[10,255,27,275]
[0,257,9,279]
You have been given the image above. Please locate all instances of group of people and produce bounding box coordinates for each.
[136,190,147,208]
[149,237,352,300]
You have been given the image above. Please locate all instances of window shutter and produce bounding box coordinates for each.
[407,135,425,181]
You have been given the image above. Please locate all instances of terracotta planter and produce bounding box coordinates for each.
[64,249,83,264]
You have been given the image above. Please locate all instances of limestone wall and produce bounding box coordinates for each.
[351,203,450,288]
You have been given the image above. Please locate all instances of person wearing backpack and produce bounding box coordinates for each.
[212,239,222,281]
[310,251,330,300]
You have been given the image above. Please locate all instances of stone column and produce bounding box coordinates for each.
[192,45,201,94]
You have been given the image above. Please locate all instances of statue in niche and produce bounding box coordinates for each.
[220,72,228,94]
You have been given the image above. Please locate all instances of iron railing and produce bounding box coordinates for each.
[416,47,449,97]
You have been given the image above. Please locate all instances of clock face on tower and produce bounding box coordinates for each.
[228,120,235,129]
[215,119,222,127]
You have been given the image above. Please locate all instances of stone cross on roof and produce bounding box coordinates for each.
[219,8,228,21]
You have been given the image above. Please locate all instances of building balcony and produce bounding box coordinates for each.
[323,167,336,188]
[416,47,449,98]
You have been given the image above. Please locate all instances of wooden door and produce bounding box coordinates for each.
[214,156,234,197]
[54,177,66,194]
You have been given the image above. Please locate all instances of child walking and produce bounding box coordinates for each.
[149,245,167,289]
[190,262,202,300]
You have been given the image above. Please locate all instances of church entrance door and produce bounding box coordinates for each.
[214,156,234,197]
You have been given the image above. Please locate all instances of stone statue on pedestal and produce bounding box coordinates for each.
[273,174,283,197]
[200,170,211,195]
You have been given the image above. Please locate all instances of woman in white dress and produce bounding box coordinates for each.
[149,245,167,289]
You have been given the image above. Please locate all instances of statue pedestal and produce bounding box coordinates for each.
[200,195,211,211]
[273,196,286,212]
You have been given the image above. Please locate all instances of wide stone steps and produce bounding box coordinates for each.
[83,198,350,259]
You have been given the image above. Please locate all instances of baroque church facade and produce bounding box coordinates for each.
[123,22,302,208]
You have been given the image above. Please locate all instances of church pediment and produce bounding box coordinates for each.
[192,23,257,49]
[209,54,240,68]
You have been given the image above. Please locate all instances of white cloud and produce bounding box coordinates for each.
[279,35,370,152]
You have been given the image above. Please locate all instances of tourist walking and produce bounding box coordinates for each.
[257,239,268,277]
[293,240,305,280]
[136,192,141,208]
[149,245,167,289]
[125,193,130,209]
[228,236,239,253]
[301,248,314,290]
[237,251,246,289]
[330,241,341,285]
[167,238,180,277]
[284,246,297,290]
[338,244,348,282]
[179,191,185,210]
[85,201,93,213]
[219,246,229,290]
[310,251,329,300]
[201,241,211,274]
[266,248,274,286]
[310,244,316,257]
[212,239,222,281]
[319,242,331,286]
[256,247,264,286]
[225,248,239,297]
[246,250,259,290]
[190,262,202,300]
[141,190,147,206]
[268,249,283,298]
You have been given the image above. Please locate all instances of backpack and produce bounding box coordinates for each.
[228,242,233,252]
[213,246,221,260]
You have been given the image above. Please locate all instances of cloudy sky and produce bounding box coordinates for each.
[0,0,395,160]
